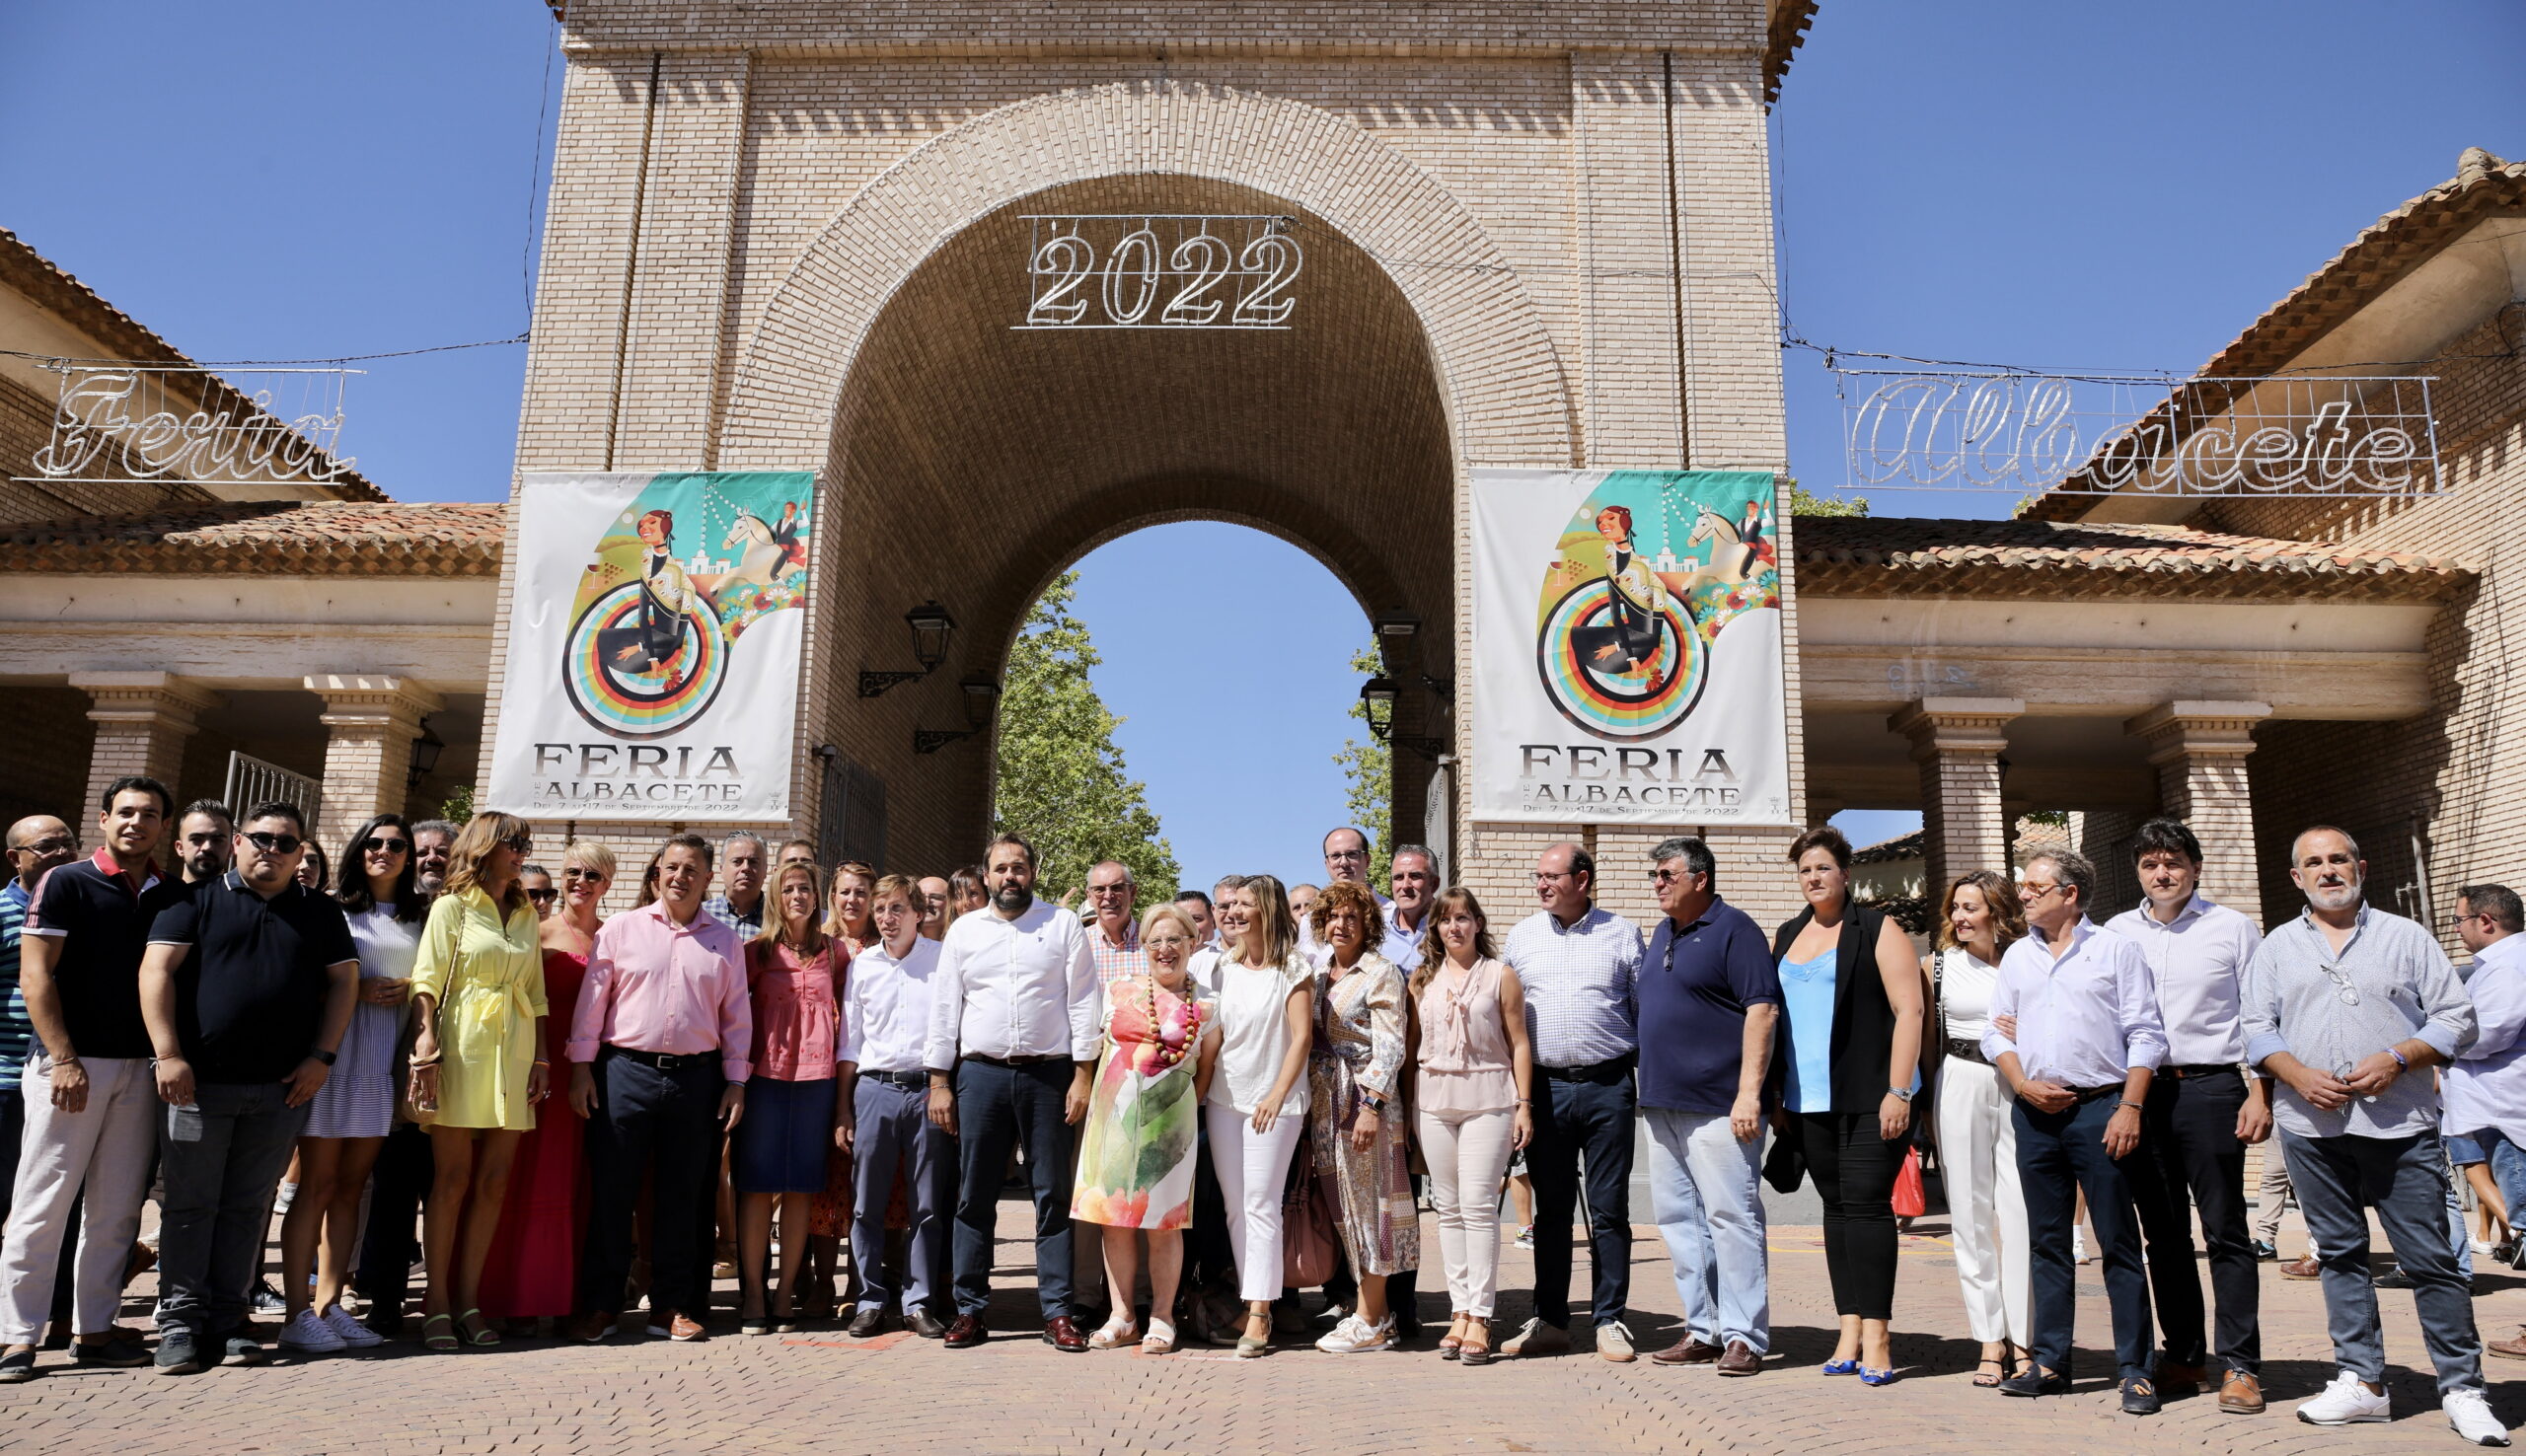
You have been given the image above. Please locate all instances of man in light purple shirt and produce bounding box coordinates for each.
[2445,884,2526,1360]
[565,834,750,1344]
[1984,848,2167,1414]
[2105,818,2268,1414]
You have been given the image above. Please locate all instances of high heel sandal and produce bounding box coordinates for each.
[421,1313,459,1352]
[1458,1318,1493,1367]
[1972,1352,2009,1388]
[1440,1313,1468,1360]
[461,1308,499,1347]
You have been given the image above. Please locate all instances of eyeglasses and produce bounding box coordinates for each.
[1532,870,1577,883]
[2319,962,2361,1007]
[2021,881,2063,901]
[1085,884,1130,897]
[11,837,75,857]
[360,837,410,856]
[245,832,304,855]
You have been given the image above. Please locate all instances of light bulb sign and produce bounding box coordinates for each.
[1017,214,1301,330]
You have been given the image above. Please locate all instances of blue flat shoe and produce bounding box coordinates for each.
[1859,1365,1897,1386]
[1820,1358,1860,1375]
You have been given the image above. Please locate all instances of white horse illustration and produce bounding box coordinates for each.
[1671,506,1757,595]
[714,510,802,590]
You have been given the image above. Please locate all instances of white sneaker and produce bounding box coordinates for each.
[2447,1389,2512,1446]
[1314,1314,1395,1353]
[320,1304,384,1349]
[276,1308,345,1353]
[2296,1370,2392,1426]
[1595,1321,1636,1362]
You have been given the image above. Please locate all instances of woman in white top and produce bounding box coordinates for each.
[1200,873,1314,1357]
[1927,868,2032,1387]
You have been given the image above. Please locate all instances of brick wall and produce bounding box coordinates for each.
[0,685,96,834]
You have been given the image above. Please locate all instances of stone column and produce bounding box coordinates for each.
[2128,700,2271,925]
[69,671,221,827]
[1892,697,2024,899]
[305,675,444,834]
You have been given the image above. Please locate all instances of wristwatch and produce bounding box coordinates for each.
[1886,1085,1913,1103]
[1360,1093,1386,1114]
[310,1049,337,1066]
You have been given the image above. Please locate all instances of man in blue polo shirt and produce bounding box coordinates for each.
[139,801,358,1374]
[1637,836,1780,1378]
[0,776,180,1383]
[1,815,80,1222]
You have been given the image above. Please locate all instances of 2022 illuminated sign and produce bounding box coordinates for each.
[1018,214,1302,330]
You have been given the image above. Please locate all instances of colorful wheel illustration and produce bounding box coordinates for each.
[1535,579,1705,739]
[561,581,730,740]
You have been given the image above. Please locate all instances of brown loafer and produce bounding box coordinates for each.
[2155,1360,2205,1393]
[2489,1329,2526,1361]
[2280,1254,2322,1279]
[567,1310,618,1344]
[1043,1315,1088,1352]
[2217,1370,2266,1413]
[668,1313,706,1342]
[1652,1336,1723,1365]
[1715,1340,1761,1376]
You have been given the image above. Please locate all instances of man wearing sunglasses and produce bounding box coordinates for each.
[2243,826,2498,1441]
[135,802,359,1375]
[0,817,80,1230]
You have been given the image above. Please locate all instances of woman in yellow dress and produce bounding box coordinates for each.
[409,811,548,1350]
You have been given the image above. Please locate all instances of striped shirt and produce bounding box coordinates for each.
[1087,916,1147,988]
[1503,905,1644,1068]
[2243,903,2476,1140]
[0,881,31,1089]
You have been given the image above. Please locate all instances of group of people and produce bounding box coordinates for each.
[2,779,2523,1443]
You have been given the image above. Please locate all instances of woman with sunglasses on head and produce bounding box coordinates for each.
[407,812,549,1350]
[480,840,616,1335]
[802,859,878,1320]
[1927,870,2034,1388]
[271,816,420,1353]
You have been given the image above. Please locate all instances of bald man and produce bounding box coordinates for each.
[3,817,80,1220]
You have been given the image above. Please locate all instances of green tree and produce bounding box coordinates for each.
[992,571,1181,901]
[1787,476,1870,517]
[1331,641,1394,886]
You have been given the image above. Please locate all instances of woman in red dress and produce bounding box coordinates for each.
[477,840,613,1330]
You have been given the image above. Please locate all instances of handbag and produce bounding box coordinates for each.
[1282,1128,1341,1286]
[1891,1144,1927,1220]
[1760,1125,1807,1196]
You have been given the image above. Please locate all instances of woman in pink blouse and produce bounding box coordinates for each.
[736,860,843,1335]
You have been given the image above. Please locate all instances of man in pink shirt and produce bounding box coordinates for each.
[565,834,751,1343]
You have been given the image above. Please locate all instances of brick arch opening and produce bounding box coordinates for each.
[813,172,1456,874]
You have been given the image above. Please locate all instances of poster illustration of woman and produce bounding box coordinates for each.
[1568,505,1674,694]
[597,508,709,692]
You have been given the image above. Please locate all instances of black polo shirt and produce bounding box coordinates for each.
[149,872,356,1084]
[23,851,184,1060]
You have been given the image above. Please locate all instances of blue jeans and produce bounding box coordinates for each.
[2477,1126,2526,1229]
[2281,1128,2484,1395]
[2017,1093,2153,1380]
[1644,1107,1768,1351]
[950,1057,1076,1320]
[156,1080,310,1341]
[1527,1065,1634,1328]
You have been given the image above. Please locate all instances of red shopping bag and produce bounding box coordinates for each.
[1891,1145,1927,1220]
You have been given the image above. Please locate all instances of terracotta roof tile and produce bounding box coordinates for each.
[1794,514,2469,602]
[0,500,501,576]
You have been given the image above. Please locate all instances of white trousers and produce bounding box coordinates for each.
[1935,1056,2031,1347]
[1418,1106,1516,1318]
[1,1055,160,1344]
[1204,1103,1303,1304]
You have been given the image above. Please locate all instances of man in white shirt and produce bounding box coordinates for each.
[2445,884,2526,1361]
[1985,849,2168,1415]
[840,874,951,1340]
[925,833,1097,1351]
[1299,828,1390,965]
[1383,845,1436,974]
[2106,818,2269,1415]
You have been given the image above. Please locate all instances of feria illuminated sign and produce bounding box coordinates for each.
[19,363,356,487]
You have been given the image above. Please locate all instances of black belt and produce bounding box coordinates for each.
[2165,1063,2241,1080]
[2072,1084,2128,1103]
[964,1053,1071,1068]
[858,1068,929,1087]
[1541,1054,1635,1083]
[1945,1037,1990,1067]
[604,1044,716,1072]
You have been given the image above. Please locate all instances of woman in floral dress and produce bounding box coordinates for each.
[1072,903,1220,1352]
[1306,879,1418,1354]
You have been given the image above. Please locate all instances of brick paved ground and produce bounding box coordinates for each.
[7,1200,2525,1455]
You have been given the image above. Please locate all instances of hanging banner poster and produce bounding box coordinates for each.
[1469,469,1792,826]
[483,472,815,821]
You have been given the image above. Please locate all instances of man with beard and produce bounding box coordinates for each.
[2244,827,2500,1444]
[925,834,1096,1350]
[409,821,456,898]
[174,803,233,886]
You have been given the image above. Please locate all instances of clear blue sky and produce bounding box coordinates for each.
[5,2,2519,886]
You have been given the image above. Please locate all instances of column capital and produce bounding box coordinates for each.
[68,670,223,728]
[303,674,444,734]
[1890,696,2024,761]
[2126,700,2271,764]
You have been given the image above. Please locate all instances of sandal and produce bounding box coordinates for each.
[1440,1312,1468,1360]
[1972,1356,2007,1388]
[1141,1319,1177,1354]
[421,1313,459,1352]
[1458,1317,1492,1367]
[1234,1312,1271,1359]
[461,1308,499,1347]
[1087,1316,1140,1350]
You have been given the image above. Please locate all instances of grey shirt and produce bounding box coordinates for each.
[2242,903,2476,1140]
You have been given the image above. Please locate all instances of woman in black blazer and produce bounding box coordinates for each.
[1769,827,1926,1384]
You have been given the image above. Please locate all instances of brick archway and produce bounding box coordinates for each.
[716,80,1574,471]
